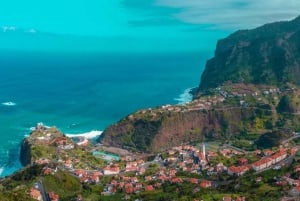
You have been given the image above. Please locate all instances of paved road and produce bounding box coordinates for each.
[281,134,300,144]
[37,180,50,201]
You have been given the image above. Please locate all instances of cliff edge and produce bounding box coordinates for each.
[198,16,300,93]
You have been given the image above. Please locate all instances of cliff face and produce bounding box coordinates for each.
[20,139,32,166]
[19,126,67,166]
[198,16,300,92]
[100,107,274,153]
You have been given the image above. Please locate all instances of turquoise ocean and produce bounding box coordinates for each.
[0,50,210,177]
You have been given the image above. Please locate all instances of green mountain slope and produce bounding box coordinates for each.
[198,16,300,92]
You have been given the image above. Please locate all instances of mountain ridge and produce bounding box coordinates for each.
[198,15,300,93]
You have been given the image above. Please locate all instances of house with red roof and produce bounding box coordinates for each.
[169,169,177,177]
[200,180,212,188]
[48,192,59,201]
[228,166,249,176]
[264,149,273,156]
[43,167,52,175]
[74,169,86,177]
[252,157,271,171]
[80,176,89,183]
[239,158,248,165]
[222,196,232,201]
[170,177,183,184]
[103,166,120,175]
[189,178,198,184]
[64,159,73,169]
[125,162,138,172]
[134,183,143,191]
[125,183,134,194]
[252,150,287,171]
[89,174,100,183]
[29,188,42,201]
[145,185,155,192]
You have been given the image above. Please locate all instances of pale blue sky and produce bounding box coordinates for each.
[0,0,299,52]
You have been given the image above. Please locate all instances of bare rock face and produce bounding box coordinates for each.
[100,107,272,153]
[20,139,32,166]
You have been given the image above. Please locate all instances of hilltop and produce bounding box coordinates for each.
[198,16,300,92]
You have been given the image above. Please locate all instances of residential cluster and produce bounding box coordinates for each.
[27,123,300,201]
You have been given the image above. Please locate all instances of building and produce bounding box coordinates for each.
[30,188,42,201]
[145,185,155,192]
[252,150,287,171]
[228,166,249,176]
[103,166,120,175]
[200,180,212,188]
[48,192,59,201]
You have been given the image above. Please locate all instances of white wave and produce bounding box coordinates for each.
[0,168,3,176]
[2,101,16,106]
[66,130,103,139]
[174,88,193,105]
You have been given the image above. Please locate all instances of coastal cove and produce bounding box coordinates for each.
[0,51,209,177]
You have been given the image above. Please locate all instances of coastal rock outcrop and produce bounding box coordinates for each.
[20,138,32,166]
[19,124,70,167]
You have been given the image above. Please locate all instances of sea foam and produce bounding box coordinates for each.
[66,130,103,139]
[2,101,16,106]
[174,88,193,105]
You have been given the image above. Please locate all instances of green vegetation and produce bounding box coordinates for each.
[198,16,300,91]
[277,94,300,113]
[43,170,81,200]
[255,129,292,149]
[31,145,56,160]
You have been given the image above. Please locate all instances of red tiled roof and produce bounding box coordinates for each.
[223,196,232,201]
[252,157,272,167]
[125,183,134,194]
[189,178,198,184]
[48,192,59,201]
[200,180,212,188]
[30,188,41,200]
[145,185,154,192]
[170,177,183,183]
[228,166,249,173]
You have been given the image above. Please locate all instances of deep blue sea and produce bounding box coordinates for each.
[0,50,209,177]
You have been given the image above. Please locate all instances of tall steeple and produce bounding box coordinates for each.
[202,142,206,159]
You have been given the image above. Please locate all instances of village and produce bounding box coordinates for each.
[131,83,296,122]
[26,123,300,201]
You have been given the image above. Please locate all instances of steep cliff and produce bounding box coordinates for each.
[100,105,277,153]
[20,139,32,166]
[198,16,300,92]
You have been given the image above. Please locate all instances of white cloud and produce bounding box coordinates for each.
[155,0,300,29]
